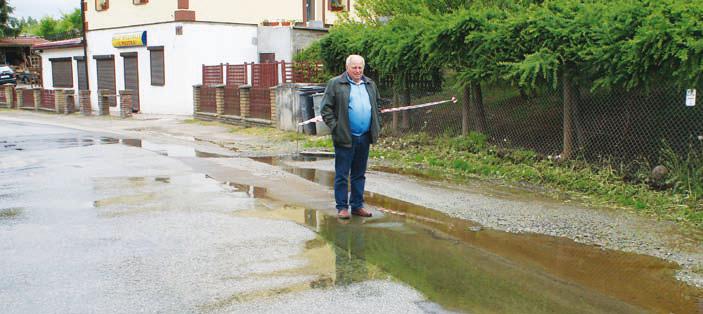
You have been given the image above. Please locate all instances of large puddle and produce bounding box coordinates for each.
[245,157,703,313]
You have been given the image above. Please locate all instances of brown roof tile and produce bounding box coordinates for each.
[0,37,50,47]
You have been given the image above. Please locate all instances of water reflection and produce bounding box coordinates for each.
[295,206,702,313]
[304,209,370,286]
[250,164,703,313]
[120,138,229,158]
[225,182,267,199]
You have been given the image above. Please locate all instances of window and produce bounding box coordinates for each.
[96,0,109,11]
[133,0,148,5]
[329,0,345,11]
[50,58,73,88]
[148,46,165,86]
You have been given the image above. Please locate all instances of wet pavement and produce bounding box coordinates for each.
[1,119,702,313]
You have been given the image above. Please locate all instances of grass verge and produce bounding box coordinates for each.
[364,133,702,230]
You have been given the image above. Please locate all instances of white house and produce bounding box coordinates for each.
[33,38,86,91]
[36,0,357,115]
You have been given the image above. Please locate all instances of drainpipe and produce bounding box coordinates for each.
[81,0,90,90]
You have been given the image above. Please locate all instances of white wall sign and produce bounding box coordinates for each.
[686,89,696,107]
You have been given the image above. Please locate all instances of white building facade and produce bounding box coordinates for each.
[70,0,352,115]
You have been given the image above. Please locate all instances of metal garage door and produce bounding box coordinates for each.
[95,56,116,107]
[122,53,140,112]
[76,59,88,91]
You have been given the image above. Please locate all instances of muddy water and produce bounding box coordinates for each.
[245,157,703,313]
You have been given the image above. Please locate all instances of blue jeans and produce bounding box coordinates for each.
[334,133,370,212]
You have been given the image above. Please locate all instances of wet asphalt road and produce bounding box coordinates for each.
[0,121,444,313]
[2,119,702,314]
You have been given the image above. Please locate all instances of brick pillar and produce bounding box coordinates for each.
[119,90,133,118]
[4,86,12,108]
[54,90,65,113]
[63,90,75,114]
[269,86,277,123]
[215,84,225,116]
[32,88,41,111]
[15,88,23,109]
[98,89,110,116]
[240,85,251,119]
[193,85,201,114]
[79,90,92,116]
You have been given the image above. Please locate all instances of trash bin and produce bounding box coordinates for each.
[297,86,325,135]
[312,93,330,135]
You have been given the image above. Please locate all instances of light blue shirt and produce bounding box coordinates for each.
[347,75,371,136]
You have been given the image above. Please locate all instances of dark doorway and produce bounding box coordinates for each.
[259,53,276,64]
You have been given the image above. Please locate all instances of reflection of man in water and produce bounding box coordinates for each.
[305,209,368,285]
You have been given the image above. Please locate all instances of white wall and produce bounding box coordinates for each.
[257,27,292,62]
[86,22,258,115]
[38,47,84,90]
[86,0,176,30]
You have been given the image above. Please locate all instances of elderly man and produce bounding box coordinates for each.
[321,54,382,219]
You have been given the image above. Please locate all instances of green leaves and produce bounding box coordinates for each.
[316,0,703,91]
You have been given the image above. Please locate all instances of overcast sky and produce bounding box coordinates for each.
[11,0,79,20]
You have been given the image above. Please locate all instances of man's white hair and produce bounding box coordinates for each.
[346,54,365,67]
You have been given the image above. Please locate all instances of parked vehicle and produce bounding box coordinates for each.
[0,65,16,85]
[15,71,38,84]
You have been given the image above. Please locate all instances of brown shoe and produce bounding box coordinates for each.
[337,209,351,219]
[352,208,372,217]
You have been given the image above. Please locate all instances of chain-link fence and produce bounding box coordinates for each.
[380,82,703,165]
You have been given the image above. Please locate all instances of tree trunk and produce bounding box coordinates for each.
[562,72,575,160]
[469,82,487,134]
[462,85,470,136]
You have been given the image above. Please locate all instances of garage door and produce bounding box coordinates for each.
[76,58,88,91]
[122,53,140,112]
[95,55,116,107]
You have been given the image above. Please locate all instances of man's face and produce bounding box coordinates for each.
[346,60,364,83]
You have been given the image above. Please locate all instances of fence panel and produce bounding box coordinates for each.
[251,63,278,88]
[202,64,223,86]
[250,87,271,120]
[41,89,55,110]
[21,89,35,108]
[226,64,248,86]
[286,62,324,83]
[223,85,241,116]
[199,86,217,113]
